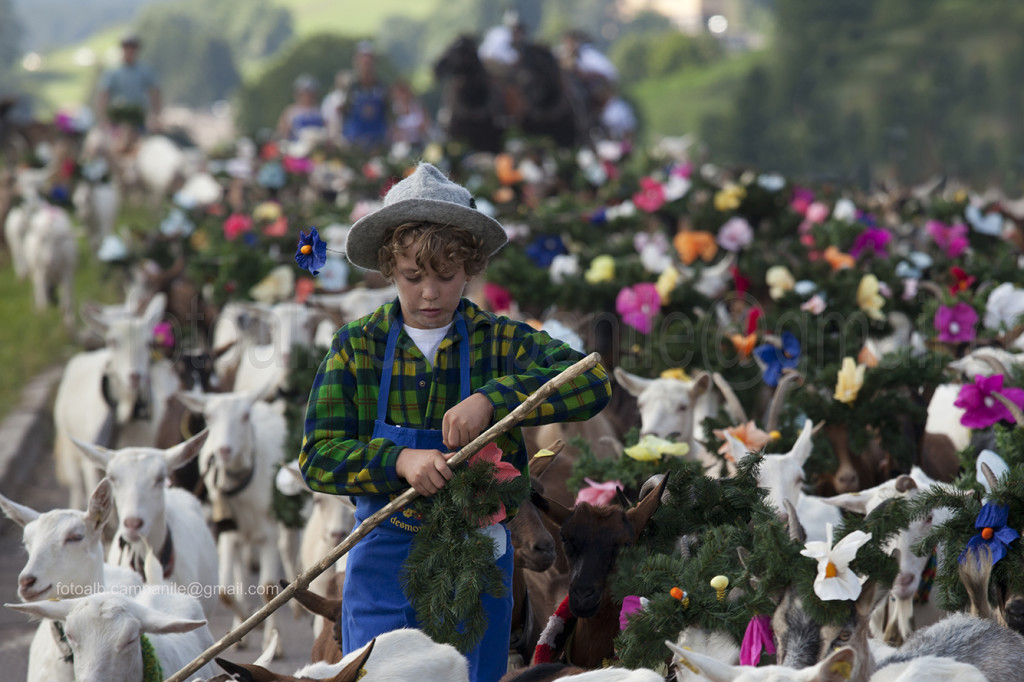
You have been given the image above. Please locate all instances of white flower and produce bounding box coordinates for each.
[541,319,585,354]
[800,523,872,601]
[549,253,580,285]
[663,175,692,202]
[639,243,671,274]
[606,201,636,221]
[757,173,786,192]
[96,234,128,262]
[832,198,857,223]
[984,282,1024,331]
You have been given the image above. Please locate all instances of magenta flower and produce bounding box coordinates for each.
[805,201,830,224]
[152,322,175,350]
[850,227,892,259]
[954,374,1024,429]
[927,220,969,259]
[223,213,253,241]
[619,595,646,631]
[790,187,814,215]
[469,443,520,526]
[282,155,313,174]
[633,177,666,213]
[616,283,661,334]
[934,302,978,343]
[740,615,776,666]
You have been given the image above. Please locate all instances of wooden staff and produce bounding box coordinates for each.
[166,352,602,681]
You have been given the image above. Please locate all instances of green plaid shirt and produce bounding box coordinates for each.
[300,298,611,496]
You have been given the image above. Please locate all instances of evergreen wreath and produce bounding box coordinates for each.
[400,445,530,653]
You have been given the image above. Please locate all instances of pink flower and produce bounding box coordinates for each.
[805,201,830,224]
[282,155,313,174]
[575,478,622,507]
[632,177,666,213]
[927,220,969,259]
[849,227,892,259]
[483,282,513,314]
[619,595,646,631]
[262,215,289,237]
[954,375,1024,429]
[801,294,827,315]
[223,213,253,241]
[671,162,693,179]
[469,443,521,526]
[790,187,814,215]
[152,322,175,349]
[616,283,661,334]
[717,217,754,252]
[934,302,978,343]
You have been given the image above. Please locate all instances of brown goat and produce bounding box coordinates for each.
[214,637,373,682]
[535,475,667,668]
[282,573,346,664]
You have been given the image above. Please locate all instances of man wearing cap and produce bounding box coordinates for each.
[341,41,390,150]
[96,33,162,132]
[299,163,611,682]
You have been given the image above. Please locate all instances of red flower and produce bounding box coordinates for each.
[949,266,976,295]
[483,282,513,314]
[633,177,666,213]
[469,443,520,526]
[223,213,253,241]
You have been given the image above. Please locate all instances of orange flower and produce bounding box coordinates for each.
[824,246,855,271]
[673,230,718,265]
[713,421,773,460]
[730,333,757,359]
[495,153,523,185]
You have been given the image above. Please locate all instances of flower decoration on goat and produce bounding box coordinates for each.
[616,283,661,334]
[624,434,690,462]
[766,266,796,300]
[714,421,773,458]
[223,213,253,241]
[633,176,666,213]
[958,503,1019,566]
[673,230,718,266]
[717,217,754,252]
[525,235,568,268]
[948,266,976,295]
[468,443,520,526]
[926,219,969,259]
[801,523,872,601]
[655,265,680,304]
[714,182,746,212]
[549,253,580,285]
[823,246,855,272]
[584,254,616,284]
[576,478,623,507]
[753,331,800,387]
[619,595,649,631]
[740,615,776,666]
[953,374,1024,429]
[856,274,885,321]
[833,357,866,405]
[294,226,328,276]
[934,302,978,344]
[984,282,1024,331]
[849,226,892,259]
[965,203,1004,236]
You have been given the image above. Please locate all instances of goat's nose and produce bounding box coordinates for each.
[573,586,597,601]
[219,446,232,459]
[123,517,144,531]
[19,575,36,590]
[532,537,554,555]
[836,471,859,491]
[895,573,915,588]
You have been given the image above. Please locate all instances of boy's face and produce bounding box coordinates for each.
[393,252,470,329]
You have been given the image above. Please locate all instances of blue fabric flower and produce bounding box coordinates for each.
[525,235,567,268]
[258,161,286,190]
[295,226,327,276]
[959,503,1019,566]
[754,331,801,387]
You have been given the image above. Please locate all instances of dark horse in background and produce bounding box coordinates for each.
[434,35,581,152]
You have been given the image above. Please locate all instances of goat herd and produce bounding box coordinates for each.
[3,127,1024,682]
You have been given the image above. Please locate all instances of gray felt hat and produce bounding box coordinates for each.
[345,162,507,270]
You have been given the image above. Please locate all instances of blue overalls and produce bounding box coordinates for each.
[341,313,514,682]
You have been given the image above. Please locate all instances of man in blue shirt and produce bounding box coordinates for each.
[342,41,389,150]
[96,34,162,132]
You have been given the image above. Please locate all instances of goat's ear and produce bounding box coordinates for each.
[214,658,260,682]
[0,492,40,527]
[821,491,870,515]
[85,479,114,534]
[664,640,738,682]
[80,301,111,335]
[7,599,77,621]
[816,646,856,681]
[627,474,667,537]
[612,366,653,398]
[689,371,712,399]
[855,580,876,619]
[132,600,206,634]
[212,338,237,359]
[540,495,573,526]
[70,437,113,471]
[289,580,343,621]
[894,474,917,494]
[141,292,167,330]
[789,418,815,467]
[174,390,208,415]
[252,628,279,669]
[331,637,376,682]
[165,429,209,470]
[527,439,564,478]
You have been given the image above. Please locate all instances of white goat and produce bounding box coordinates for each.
[70,431,219,618]
[308,285,398,323]
[73,179,120,249]
[301,491,356,635]
[3,167,50,280]
[23,203,77,327]
[0,479,142,682]
[7,587,217,682]
[53,293,180,510]
[176,390,286,655]
[292,628,470,681]
[723,419,842,543]
[233,301,322,398]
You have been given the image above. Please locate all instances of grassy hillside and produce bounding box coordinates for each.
[273,0,435,39]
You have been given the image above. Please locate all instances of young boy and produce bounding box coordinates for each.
[299,163,611,682]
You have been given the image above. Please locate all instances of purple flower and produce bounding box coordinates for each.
[934,302,978,343]
[740,615,776,666]
[525,235,567,268]
[295,226,327,276]
[954,374,1024,429]
[959,503,1019,566]
[849,227,892,259]
[717,217,754,252]
[754,332,800,387]
[926,220,969,259]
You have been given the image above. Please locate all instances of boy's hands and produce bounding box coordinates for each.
[396,449,453,496]
[442,392,494,450]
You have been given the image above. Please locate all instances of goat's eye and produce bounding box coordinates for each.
[837,630,851,642]
[119,635,138,651]
[65,534,84,544]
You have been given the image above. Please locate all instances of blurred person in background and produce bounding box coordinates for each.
[389,80,429,149]
[277,74,327,143]
[342,41,390,150]
[321,69,353,143]
[96,33,161,142]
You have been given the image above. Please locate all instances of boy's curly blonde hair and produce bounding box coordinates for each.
[377,222,489,279]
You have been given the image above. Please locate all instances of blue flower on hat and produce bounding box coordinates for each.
[959,502,1019,566]
[295,227,327,276]
[753,331,801,387]
[525,235,567,268]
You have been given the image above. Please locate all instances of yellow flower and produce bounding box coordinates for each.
[766,265,795,300]
[624,434,690,462]
[584,255,616,283]
[655,265,679,304]
[857,274,885,321]
[189,230,209,251]
[833,357,866,404]
[253,201,283,222]
[714,183,746,212]
[660,367,692,382]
